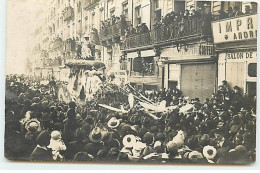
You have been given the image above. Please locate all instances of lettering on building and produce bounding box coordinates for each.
[212,15,257,44]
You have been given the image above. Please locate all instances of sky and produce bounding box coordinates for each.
[6,0,38,74]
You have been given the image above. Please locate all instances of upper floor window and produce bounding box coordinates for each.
[154,0,159,10]
[122,1,129,20]
[110,7,115,17]
[135,5,141,27]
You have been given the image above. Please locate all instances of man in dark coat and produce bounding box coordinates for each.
[30,130,53,161]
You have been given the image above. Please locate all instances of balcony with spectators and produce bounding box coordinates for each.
[99,15,131,46]
[121,8,213,51]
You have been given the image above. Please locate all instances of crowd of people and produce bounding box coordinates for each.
[5,74,256,164]
[217,3,257,20]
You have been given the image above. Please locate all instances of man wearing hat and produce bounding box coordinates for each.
[227,7,234,17]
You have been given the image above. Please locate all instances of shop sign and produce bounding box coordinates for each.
[212,14,257,44]
[225,51,257,62]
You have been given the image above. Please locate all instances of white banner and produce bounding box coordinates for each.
[212,14,257,44]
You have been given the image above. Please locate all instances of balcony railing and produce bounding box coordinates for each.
[100,21,131,43]
[121,15,212,50]
[122,32,152,49]
[83,0,100,9]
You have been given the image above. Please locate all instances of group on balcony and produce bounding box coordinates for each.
[100,15,129,40]
[216,3,257,20]
[121,4,213,50]
[125,23,150,37]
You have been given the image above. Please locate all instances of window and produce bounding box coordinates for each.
[135,6,141,27]
[222,1,242,13]
[154,0,159,10]
[91,12,95,29]
[196,1,211,13]
[122,1,129,19]
[155,9,161,21]
[248,63,257,77]
[110,8,115,17]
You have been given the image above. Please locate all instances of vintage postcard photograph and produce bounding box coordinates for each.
[5,0,257,165]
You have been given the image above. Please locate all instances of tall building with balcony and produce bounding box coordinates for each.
[29,0,257,102]
[212,1,257,103]
[118,0,216,101]
[30,0,84,81]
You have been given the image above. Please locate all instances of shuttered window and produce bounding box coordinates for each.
[181,63,216,101]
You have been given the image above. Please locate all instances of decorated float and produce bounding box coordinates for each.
[58,59,106,103]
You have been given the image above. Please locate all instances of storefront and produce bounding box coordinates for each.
[212,14,257,101]
[162,43,217,101]
[127,49,162,90]
[218,51,257,98]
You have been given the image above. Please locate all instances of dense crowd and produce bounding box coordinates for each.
[5,75,256,164]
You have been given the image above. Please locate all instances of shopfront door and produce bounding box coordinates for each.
[247,82,256,102]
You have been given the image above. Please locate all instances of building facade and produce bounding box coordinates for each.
[29,0,257,101]
[212,1,257,102]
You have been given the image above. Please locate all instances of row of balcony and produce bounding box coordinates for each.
[121,16,212,51]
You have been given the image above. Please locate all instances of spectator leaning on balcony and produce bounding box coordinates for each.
[233,6,244,17]
[244,5,251,15]
[251,2,257,14]
[227,7,234,17]
[217,9,228,20]
[202,4,213,35]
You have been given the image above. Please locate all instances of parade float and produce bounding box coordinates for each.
[57,59,106,103]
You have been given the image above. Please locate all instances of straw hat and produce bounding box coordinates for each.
[203,145,217,160]
[107,117,120,129]
[122,135,136,148]
[89,127,105,143]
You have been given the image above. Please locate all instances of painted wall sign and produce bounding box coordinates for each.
[212,14,257,44]
[224,51,257,62]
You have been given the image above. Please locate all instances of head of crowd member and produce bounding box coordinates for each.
[36,130,51,147]
[67,108,76,119]
[73,152,94,162]
[69,101,77,110]
[166,141,179,158]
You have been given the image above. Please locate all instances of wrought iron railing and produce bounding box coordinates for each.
[99,21,131,42]
[121,16,212,50]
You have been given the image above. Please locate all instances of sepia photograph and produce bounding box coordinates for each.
[5,0,257,165]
